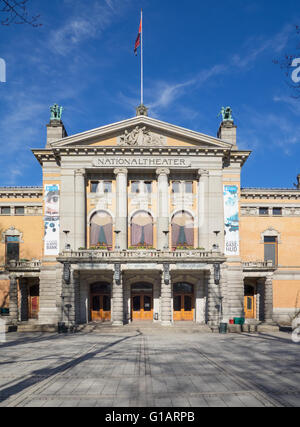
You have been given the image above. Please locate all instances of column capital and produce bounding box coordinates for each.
[198,169,209,177]
[114,168,128,176]
[75,168,86,177]
[156,168,170,177]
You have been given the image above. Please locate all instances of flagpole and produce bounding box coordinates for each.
[141,9,143,105]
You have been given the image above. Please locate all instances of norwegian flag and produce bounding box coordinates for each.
[134,14,142,55]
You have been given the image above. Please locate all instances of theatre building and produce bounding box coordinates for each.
[0,104,300,330]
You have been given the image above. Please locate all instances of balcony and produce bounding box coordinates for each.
[242,261,277,272]
[57,249,225,264]
[7,260,41,272]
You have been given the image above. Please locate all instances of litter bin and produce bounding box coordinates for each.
[219,323,228,334]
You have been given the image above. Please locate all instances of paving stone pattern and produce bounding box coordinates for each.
[0,331,299,407]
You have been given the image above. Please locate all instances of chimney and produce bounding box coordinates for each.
[46,104,68,148]
[217,106,237,150]
[297,174,300,190]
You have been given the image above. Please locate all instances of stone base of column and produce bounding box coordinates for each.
[112,321,124,326]
[161,320,172,326]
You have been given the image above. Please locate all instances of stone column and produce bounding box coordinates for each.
[198,170,209,251]
[206,267,221,326]
[9,275,18,324]
[114,169,128,250]
[75,169,86,250]
[112,264,123,325]
[160,265,172,325]
[195,273,205,324]
[264,275,274,324]
[156,168,170,250]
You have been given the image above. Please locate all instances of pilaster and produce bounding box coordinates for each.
[264,274,274,324]
[112,264,124,325]
[74,169,86,250]
[160,264,172,325]
[156,168,170,250]
[198,169,209,251]
[9,275,18,324]
[114,168,128,250]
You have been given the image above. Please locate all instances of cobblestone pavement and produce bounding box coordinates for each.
[0,330,299,407]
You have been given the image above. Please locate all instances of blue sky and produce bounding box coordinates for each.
[0,0,300,188]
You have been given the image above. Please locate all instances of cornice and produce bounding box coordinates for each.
[241,188,300,200]
[0,187,43,198]
[48,115,234,149]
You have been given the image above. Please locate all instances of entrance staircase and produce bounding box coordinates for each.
[76,321,212,335]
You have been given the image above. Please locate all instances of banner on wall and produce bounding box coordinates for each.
[44,184,60,256]
[224,185,240,256]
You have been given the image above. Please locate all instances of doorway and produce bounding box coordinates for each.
[173,283,194,321]
[29,284,39,319]
[131,283,153,321]
[244,284,256,319]
[90,282,111,322]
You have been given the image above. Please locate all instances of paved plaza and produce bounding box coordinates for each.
[0,329,299,407]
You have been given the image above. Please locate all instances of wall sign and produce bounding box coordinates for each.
[92,157,192,168]
[224,185,240,256]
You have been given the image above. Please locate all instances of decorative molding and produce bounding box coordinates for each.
[260,227,281,244]
[118,126,166,147]
[2,227,24,243]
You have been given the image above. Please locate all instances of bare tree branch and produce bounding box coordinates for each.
[0,0,41,27]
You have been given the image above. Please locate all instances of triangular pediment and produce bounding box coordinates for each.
[50,116,233,150]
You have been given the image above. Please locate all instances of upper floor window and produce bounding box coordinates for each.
[172,181,194,194]
[90,211,113,248]
[1,207,10,215]
[264,236,278,266]
[104,181,112,194]
[6,236,19,264]
[15,207,25,216]
[131,211,153,247]
[171,211,194,248]
[259,207,269,216]
[273,207,282,216]
[91,181,112,194]
[131,181,152,194]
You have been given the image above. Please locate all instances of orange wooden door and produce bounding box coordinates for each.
[173,295,194,321]
[91,295,111,322]
[244,296,255,319]
[29,296,39,319]
[132,295,153,320]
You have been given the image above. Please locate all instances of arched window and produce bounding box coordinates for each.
[90,211,113,247]
[172,211,194,248]
[131,211,153,247]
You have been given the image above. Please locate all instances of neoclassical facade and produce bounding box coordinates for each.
[0,105,300,330]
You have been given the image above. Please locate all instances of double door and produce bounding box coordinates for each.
[91,294,111,322]
[173,294,194,321]
[132,294,153,320]
[244,296,255,319]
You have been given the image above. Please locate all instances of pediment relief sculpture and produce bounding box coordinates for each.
[118,126,166,147]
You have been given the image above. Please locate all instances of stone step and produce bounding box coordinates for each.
[17,323,57,333]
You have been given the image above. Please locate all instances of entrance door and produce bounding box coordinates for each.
[90,282,111,322]
[244,284,255,319]
[173,283,194,321]
[244,296,255,319]
[131,283,153,321]
[29,284,39,319]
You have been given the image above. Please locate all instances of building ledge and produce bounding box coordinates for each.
[242,261,277,272]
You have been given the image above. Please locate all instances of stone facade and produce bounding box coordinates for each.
[0,110,299,329]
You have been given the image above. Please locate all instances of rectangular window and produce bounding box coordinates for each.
[91,182,99,193]
[6,236,20,264]
[273,208,282,216]
[259,207,269,216]
[104,181,112,193]
[172,182,180,193]
[264,236,278,266]
[1,207,10,215]
[185,181,193,194]
[144,181,152,194]
[15,207,25,216]
[132,181,140,194]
